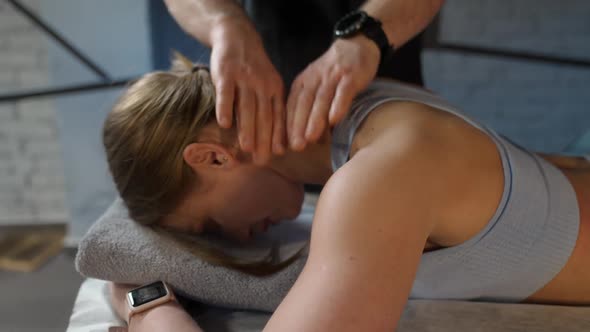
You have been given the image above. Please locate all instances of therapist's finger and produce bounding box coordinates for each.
[290,81,319,151]
[253,93,273,165]
[215,79,235,128]
[305,79,338,142]
[236,86,256,152]
[329,76,356,126]
[285,80,301,146]
[271,95,286,155]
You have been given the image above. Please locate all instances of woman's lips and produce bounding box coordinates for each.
[250,218,281,237]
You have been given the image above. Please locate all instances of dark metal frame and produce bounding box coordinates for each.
[6,0,111,80]
[0,5,589,104]
[0,0,131,103]
[0,78,134,102]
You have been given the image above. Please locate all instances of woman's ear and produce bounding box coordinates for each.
[183,143,236,171]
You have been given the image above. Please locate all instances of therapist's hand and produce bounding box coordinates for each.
[210,18,286,164]
[286,35,380,151]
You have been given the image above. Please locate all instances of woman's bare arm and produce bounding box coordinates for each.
[263,133,446,331]
[109,282,203,332]
[264,100,508,331]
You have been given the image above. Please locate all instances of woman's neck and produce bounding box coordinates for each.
[206,123,333,185]
[268,136,334,186]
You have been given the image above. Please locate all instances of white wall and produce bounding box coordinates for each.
[0,0,68,224]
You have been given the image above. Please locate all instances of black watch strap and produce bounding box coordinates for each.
[333,10,395,64]
[362,15,392,56]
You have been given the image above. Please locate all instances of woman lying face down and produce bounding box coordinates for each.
[103,54,315,243]
[152,121,307,243]
[104,54,590,331]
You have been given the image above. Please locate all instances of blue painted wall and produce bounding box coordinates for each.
[425,0,590,153]
[148,0,210,70]
[41,0,152,242]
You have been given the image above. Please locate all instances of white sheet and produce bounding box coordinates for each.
[66,278,270,332]
[66,278,124,332]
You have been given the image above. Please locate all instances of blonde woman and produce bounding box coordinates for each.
[105,55,590,332]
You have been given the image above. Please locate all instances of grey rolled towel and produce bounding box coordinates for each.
[75,198,312,312]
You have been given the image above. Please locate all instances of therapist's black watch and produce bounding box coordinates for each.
[333,10,395,64]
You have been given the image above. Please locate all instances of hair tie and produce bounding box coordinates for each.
[191,65,210,73]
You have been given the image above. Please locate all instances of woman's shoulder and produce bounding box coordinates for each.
[349,99,461,157]
[349,79,485,156]
[342,99,506,248]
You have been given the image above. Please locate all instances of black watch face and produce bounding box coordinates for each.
[334,11,368,37]
[129,281,168,307]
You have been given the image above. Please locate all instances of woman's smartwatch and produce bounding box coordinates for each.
[126,281,176,323]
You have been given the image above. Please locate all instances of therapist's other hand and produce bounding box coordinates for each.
[286,35,380,151]
[210,18,286,164]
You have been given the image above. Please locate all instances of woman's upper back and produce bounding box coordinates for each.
[328,79,580,302]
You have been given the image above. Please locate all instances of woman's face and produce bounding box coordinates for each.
[209,165,304,241]
[172,163,305,242]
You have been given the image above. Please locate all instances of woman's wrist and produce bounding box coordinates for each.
[128,301,202,332]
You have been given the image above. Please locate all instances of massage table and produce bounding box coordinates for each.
[66,277,590,332]
[69,193,590,331]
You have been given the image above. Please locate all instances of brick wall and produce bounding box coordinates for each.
[0,0,68,223]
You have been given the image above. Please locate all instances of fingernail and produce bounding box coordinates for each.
[328,108,337,124]
[292,137,304,151]
[305,125,315,140]
[274,142,284,155]
[253,154,262,165]
[220,116,229,127]
[290,136,298,149]
[224,116,234,128]
[241,138,251,151]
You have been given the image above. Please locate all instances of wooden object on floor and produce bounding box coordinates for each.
[0,224,66,272]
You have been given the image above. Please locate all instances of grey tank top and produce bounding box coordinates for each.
[331,79,580,302]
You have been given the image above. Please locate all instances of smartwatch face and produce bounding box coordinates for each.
[335,11,367,37]
[129,281,168,307]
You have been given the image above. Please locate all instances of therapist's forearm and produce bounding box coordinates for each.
[362,0,445,48]
[163,0,253,47]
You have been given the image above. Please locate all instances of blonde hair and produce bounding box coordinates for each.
[103,53,300,275]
